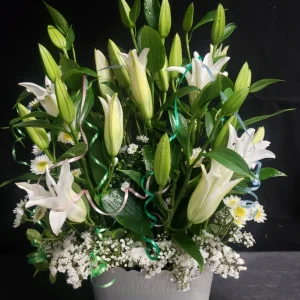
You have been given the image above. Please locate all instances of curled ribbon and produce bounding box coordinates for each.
[12,128,30,166]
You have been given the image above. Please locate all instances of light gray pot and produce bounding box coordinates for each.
[92,267,213,300]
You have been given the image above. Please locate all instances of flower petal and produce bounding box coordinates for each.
[26,196,60,209]
[49,210,67,236]
[15,182,51,199]
[67,200,87,223]
[138,48,150,68]
[18,82,46,99]
[57,160,74,194]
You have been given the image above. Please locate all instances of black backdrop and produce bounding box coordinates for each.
[0,0,299,298]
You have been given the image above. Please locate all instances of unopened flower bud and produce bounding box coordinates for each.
[154,55,170,92]
[158,0,171,39]
[182,3,194,32]
[234,62,252,91]
[252,127,265,144]
[169,33,182,79]
[211,4,225,45]
[47,25,67,50]
[17,103,49,150]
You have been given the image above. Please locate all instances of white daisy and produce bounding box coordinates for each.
[30,154,54,175]
[233,217,246,228]
[253,202,267,223]
[230,205,251,221]
[32,206,47,223]
[58,131,81,145]
[12,199,27,228]
[71,168,82,178]
[223,195,241,209]
[27,99,40,110]
[127,143,138,154]
[136,135,149,143]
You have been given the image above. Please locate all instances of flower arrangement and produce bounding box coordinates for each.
[3,0,290,293]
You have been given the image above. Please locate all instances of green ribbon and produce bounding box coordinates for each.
[27,239,47,264]
[12,128,30,166]
[84,120,109,192]
[141,172,160,260]
[90,227,116,288]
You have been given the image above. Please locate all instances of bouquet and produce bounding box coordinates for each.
[3,0,290,293]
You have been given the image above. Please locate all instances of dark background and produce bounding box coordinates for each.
[0,0,299,298]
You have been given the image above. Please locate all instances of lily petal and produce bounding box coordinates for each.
[139,48,150,68]
[49,210,67,236]
[67,200,86,223]
[16,182,51,199]
[18,82,46,99]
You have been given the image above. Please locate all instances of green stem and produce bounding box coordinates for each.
[130,27,139,50]
[216,211,231,237]
[69,124,78,144]
[220,219,234,242]
[203,219,209,230]
[63,48,69,59]
[44,148,55,163]
[81,157,94,192]
[185,32,192,62]
[157,91,167,121]
[157,185,171,213]
[72,45,77,62]
[102,157,115,193]
[171,78,176,93]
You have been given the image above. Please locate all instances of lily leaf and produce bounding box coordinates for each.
[249,79,284,93]
[144,0,160,28]
[0,173,44,189]
[192,10,216,31]
[13,120,68,132]
[101,189,152,237]
[58,143,86,160]
[65,26,75,50]
[174,232,204,270]
[203,147,255,179]
[118,170,143,188]
[129,0,141,23]
[220,23,237,42]
[143,145,155,171]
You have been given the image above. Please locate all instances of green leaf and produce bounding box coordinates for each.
[62,68,98,82]
[13,90,31,108]
[198,76,222,108]
[43,1,69,35]
[9,112,55,126]
[13,120,67,132]
[205,111,214,137]
[203,147,255,179]
[237,109,295,129]
[0,173,44,189]
[119,0,134,29]
[101,189,152,237]
[174,232,204,269]
[249,78,285,93]
[246,167,286,182]
[103,228,127,239]
[192,10,216,31]
[143,145,155,171]
[58,143,86,160]
[144,0,160,28]
[129,0,141,23]
[65,26,75,50]
[138,25,166,72]
[26,229,41,242]
[221,23,237,42]
[170,142,181,178]
[221,75,234,91]
[168,111,190,157]
[221,88,249,116]
[118,170,143,188]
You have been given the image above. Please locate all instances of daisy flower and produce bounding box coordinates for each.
[233,217,246,228]
[12,198,27,228]
[223,195,241,209]
[30,154,54,175]
[32,144,43,156]
[253,202,267,223]
[58,131,81,145]
[189,148,205,168]
[127,143,138,154]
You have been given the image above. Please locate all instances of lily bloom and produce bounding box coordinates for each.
[120,49,153,123]
[16,160,87,235]
[167,51,230,107]
[19,76,59,116]
[227,124,275,169]
[187,161,243,224]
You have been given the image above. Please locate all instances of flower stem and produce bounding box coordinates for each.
[185,32,192,62]
[63,48,69,59]
[44,148,55,163]
[72,45,77,62]
[130,27,139,50]
[69,124,78,144]
[102,157,115,193]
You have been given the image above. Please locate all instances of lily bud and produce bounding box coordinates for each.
[221,88,249,116]
[120,49,153,122]
[108,40,130,88]
[211,4,225,45]
[214,115,237,149]
[99,93,124,157]
[55,78,75,124]
[154,55,170,92]
[252,127,265,144]
[182,3,194,32]
[158,0,171,39]
[95,49,115,97]
[234,62,252,91]
[169,33,182,79]
[17,103,49,150]
[187,162,243,224]
[154,133,171,187]
[38,44,61,83]
[119,0,134,29]
[47,25,67,50]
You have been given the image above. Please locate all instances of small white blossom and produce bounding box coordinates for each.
[253,202,267,223]
[71,168,82,178]
[27,99,40,110]
[12,198,27,228]
[136,135,149,143]
[127,143,138,154]
[121,181,130,191]
[30,154,53,175]
[58,131,81,145]
[32,144,43,156]
[189,148,205,168]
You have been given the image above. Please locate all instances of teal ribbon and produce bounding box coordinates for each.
[84,121,109,192]
[140,172,160,260]
[27,240,47,264]
[90,227,116,288]
[12,128,29,166]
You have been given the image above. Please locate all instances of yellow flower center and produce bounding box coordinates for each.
[62,133,73,141]
[37,161,49,171]
[234,206,247,218]
[255,209,262,219]
[229,199,238,206]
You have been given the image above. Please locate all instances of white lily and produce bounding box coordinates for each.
[120,49,153,122]
[187,161,243,224]
[19,76,59,116]
[167,51,230,107]
[227,124,275,169]
[16,160,87,235]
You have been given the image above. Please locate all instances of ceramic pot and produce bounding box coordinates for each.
[92,267,213,300]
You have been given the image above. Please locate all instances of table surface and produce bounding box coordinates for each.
[210,252,300,300]
[1,252,299,299]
